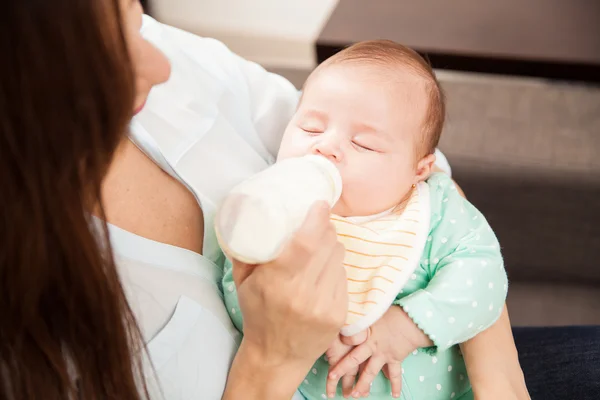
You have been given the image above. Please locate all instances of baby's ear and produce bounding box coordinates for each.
[414,153,437,183]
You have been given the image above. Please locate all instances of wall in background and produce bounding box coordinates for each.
[149,0,338,69]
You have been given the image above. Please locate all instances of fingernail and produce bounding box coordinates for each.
[393,393,400,398]
[352,392,359,398]
[328,394,334,399]
[329,373,337,379]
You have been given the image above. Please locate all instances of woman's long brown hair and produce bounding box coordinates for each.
[0,0,147,398]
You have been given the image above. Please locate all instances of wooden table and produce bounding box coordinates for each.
[317,0,600,82]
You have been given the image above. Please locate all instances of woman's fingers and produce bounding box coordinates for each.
[279,202,340,283]
[323,240,348,320]
[384,363,403,398]
[235,201,333,287]
[351,356,385,398]
[231,259,254,287]
[288,201,332,257]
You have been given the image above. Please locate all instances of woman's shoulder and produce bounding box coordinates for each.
[141,16,232,61]
[140,15,267,90]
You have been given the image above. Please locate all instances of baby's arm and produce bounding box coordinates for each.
[328,174,507,396]
[396,173,508,352]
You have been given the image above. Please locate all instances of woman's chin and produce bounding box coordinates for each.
[133,100,146,115]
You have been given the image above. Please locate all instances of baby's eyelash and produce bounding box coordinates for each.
[352,141,374,151]
[301,127,323,135]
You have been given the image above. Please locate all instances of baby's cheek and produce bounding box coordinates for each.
[341,175,403,215]
[333,179,375,215]
[277,130,312,161]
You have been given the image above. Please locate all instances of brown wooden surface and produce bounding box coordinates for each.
[317,0,600,81]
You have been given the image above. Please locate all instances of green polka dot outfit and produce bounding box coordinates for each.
[223,173,508,400]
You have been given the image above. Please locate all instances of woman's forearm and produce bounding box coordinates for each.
[223,341,308,400]
[460,306,530,400]
[432,166,528,398]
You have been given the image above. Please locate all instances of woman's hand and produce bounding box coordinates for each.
[223,202,348,399]
[327,306,432,398]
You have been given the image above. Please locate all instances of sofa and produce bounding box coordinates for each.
[437,74,600,327]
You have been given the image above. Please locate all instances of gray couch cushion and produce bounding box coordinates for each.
[438,74,600,325]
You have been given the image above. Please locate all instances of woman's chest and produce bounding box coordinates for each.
[102,141,205,254]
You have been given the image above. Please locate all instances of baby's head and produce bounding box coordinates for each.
[278,40,445,217]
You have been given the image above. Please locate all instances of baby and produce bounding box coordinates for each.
[223,40,507,400]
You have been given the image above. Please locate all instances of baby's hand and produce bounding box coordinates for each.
[325,330,369,398]
[328,306,431,398]
[325,335,354,397]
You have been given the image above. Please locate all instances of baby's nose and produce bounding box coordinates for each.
[312,138,343,163]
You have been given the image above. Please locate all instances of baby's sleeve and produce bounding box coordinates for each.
[222,258,245,333]
[395,173,508,352]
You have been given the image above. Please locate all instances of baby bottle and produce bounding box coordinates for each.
[216,155,343,264]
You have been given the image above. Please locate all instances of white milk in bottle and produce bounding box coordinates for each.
[216,155,342,264]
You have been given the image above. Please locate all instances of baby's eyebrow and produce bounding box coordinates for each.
[353,122,391,141]
[300,109,327,120]
[353,121,378,133]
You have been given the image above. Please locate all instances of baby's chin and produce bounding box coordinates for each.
[331,202,347,217]
[331,200,385,218]
[332,192,410,217]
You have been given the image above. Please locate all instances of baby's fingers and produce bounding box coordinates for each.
[329,343,373,382]
[384,363,403,398]
[325,365,344,399]
[341,369,358,398]
[325,372,339,399]
[340,328,370,347]
[351,356,385,398]
[326,339,354,398]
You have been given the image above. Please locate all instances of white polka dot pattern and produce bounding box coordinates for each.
[395,173,508,353]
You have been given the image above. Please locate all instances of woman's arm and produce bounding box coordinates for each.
[223,203,348,399]
[461,307,530,400]
[223,341,311,399]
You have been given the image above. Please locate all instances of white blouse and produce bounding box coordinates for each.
[115,15,299,400]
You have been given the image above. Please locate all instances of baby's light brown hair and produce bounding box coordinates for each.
[313,40,445,157]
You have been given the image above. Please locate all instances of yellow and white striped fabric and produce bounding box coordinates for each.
[333,182,431,336]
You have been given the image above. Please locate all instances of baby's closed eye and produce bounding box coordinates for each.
[300,126,324,135]
[351,141,375,151]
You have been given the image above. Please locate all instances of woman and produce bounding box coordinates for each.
[2,0,346,398]
[0,0,582,399]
